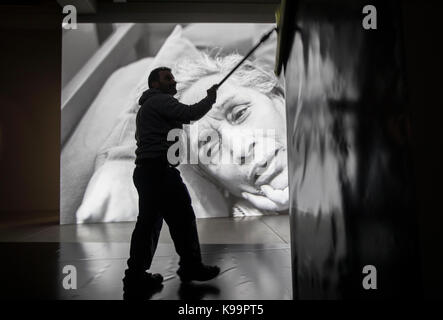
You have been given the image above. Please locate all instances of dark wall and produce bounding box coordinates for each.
[0,3,61,224]
[402,1,443,299]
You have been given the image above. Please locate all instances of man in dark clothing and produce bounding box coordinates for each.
[123,67,220,299]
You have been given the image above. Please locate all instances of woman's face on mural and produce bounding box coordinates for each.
[180,74,289,211]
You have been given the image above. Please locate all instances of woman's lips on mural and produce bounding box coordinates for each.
[250,148,288,191]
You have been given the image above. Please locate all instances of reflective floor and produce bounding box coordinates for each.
[0,216,291,300]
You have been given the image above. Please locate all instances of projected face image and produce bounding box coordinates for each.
[61,23,286,223]
[180,74,289,212]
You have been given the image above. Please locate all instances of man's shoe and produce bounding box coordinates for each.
[177,264,220,283]
[123,272,164,299]
[143,272,163,286]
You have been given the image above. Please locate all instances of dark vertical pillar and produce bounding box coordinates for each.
[0,3,62,224]
[284,0,420,299]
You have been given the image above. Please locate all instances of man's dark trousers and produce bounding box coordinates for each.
[126,157,202,274]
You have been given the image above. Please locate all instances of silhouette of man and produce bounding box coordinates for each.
[123,67,220,299]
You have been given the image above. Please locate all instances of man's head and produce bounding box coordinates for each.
[174,52,288,212]
[148,67,177,95]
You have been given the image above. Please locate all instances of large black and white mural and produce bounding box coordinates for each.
[61,23,289,224]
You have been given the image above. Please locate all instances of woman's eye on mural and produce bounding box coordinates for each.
[228,105,250,125]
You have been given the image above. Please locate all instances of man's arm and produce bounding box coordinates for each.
[154,85,218,124]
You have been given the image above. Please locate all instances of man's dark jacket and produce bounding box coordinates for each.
[135,88,215,161]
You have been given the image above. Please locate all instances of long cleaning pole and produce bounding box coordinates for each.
[217,27,277,88]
